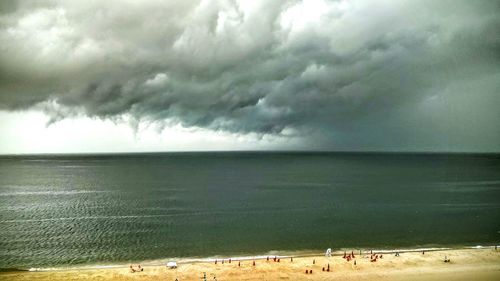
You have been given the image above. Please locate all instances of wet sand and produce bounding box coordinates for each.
[1,248,499,280]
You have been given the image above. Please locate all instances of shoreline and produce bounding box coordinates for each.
[5,245,498,272]
[1,247,498,281]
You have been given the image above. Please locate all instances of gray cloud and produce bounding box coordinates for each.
[1,0,499,151]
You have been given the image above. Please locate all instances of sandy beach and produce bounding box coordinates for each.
[1,247,498,281]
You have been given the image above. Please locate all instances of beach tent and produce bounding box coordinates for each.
[166,261,177,269]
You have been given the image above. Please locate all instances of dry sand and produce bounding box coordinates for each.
[1,248,499,281]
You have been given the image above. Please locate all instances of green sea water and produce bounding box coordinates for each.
[0,152,499,269]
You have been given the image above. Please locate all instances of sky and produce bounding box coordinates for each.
[0,0,499,154]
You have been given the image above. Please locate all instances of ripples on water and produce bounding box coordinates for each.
[0,152,499,269]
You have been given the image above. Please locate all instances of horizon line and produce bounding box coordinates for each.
[1,149,499,157]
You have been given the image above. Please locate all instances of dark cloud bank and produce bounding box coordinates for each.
[0,0,499,152]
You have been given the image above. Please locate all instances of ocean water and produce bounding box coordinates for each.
[0,152,499,269]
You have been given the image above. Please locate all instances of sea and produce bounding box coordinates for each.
[0,152,499,270]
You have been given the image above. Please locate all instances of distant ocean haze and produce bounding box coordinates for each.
[0,152,499,269]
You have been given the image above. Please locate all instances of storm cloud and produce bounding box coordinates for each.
[1,0,499,151]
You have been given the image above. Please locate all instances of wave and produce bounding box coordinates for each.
[0,267,29,272]
[0,206,336,223]
[0,190,110,197]
[0,214,179,223]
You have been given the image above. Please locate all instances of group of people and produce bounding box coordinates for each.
[370,253,382,262]
[266,256,281,262]
[214,258,232,265]
[364,250,382,262]
[129,264,143,273]
[342,251,356,262]
[214,258,261,267]
[196,272,217,281]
